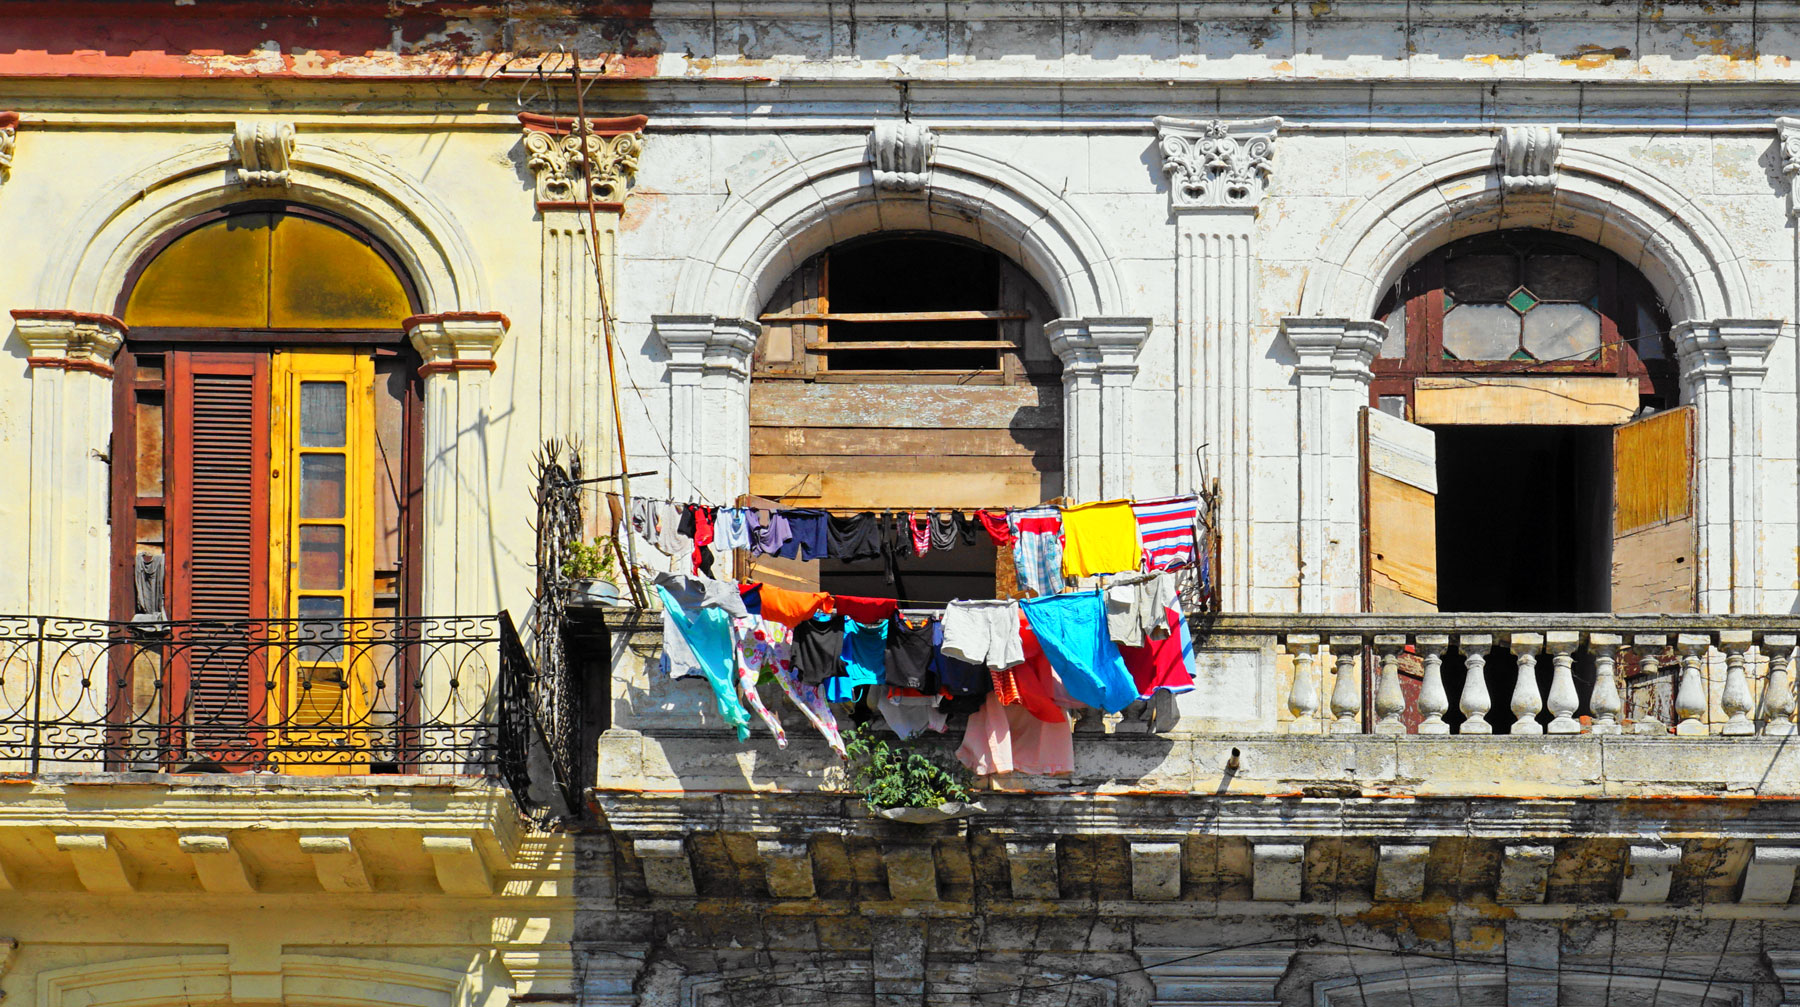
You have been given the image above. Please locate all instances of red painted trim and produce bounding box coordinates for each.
[417,360,498,377]
[537,200,626,213]
[11,308,128,333]
[26,356,116,378]
[517,111,648,137]
[0,112,17,130]
[402,311,511,332]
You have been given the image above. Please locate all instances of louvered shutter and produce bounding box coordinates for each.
[167,351,271,765]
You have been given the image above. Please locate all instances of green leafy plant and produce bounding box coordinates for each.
[842,725,974,810]
[561,535,619,583]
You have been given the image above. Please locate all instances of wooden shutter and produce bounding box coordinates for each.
[1612,405,1696,613]
[1363,407,1439,613]
[167,350,271,761]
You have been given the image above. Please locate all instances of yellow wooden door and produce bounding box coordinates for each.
[1363,406,1438,613]
[269,348,376,772]
[1612,405,1696,614]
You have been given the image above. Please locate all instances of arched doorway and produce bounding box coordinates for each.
[110,203,425,767]
[746,233,1062,602]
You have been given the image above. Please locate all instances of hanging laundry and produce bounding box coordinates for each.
[727,616,788,746]
[749,508,792,557]
[957,691,1073,776]
[976,508,1015,547]
[955,510,980,547]
[878,687,948,740]
[880,512,907,587]
[1132,495,1200,571]
[825,617,889,704]
[909,512,931,557]
[1118,607,1196,699]
[1006,616,1073,724]
[717,507,752,551]
[678,504,717,576]
[654,579,751,741]
[655,500,693,572]
[885,614,936,691]
[655,572,748,617]
[792,612,848,685]
[735,616,847,758]
[774,508,830,561]
[827,512,883,562]
[929,620,991,699]
[1008,506,1065,598]
[745,582,832,628]
[929,511,960,552]
[832,594,900,623]
[1059,499,1143,577]
[940,599,1024,669]
[1020,590,1138,713]
[1104,570,1178,648]
[660,604,705,680]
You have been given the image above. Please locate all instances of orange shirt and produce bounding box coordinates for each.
[751,583,832,628]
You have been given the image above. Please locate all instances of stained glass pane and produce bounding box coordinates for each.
[1445,254,1517,302]
[1525,254,1599,302]
[299,382,347,447]
[298,525,346,590]
[1507,288,1540,314]
[299,454,346,519]
[1441,303,1521,360]
[270,215,412,329]
[122,214,272,327]
[1521,303,1602,362]
[296,595,347,664]
[1635,303,1666,360]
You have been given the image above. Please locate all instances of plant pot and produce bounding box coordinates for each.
[566,578,623,608]
[871,801,985,824]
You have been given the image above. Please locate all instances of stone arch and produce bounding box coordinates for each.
[1312,964,1751,1007]
[36,953,476,1007]
[35,136,488,317]
[1296,144,1753,323]
[678,959,1121,1007]
[668,138,1129,323]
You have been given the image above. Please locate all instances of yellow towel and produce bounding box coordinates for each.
[1059,499,1142,576]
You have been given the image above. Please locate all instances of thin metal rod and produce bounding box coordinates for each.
[571,55,649,609]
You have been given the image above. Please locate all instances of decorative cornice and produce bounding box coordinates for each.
[1777,118,1800,221]
[1672,318,1781,387]
[1140,948,1298,1005]
[652,314,759,379]
[404,311,510,370]
[0,111,16,181]
[1498,124,1560,195]
[1044,316,1152,377]
[870,120,935,191]
[1153,115,1280,212]
[519,112,646,210]
[11,308,126,376]
[1283,317,1386,386]
[232,120,295,188]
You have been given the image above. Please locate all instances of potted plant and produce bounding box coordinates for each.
[842,726,983,823]
[561,535,623,606]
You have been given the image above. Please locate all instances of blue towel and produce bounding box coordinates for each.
[1021,589,1138,713]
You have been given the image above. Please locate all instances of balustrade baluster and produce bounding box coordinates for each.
[1328,635,1364,734]
[1545,631,1582,734]
[1719,630,1755,736]
[1588,632,1623,735]
[1285,634,1322,733]
[1416,634,1450,735]
[1631,634,1669,734]
[1458,634,1494,735]
[1509,633,1545,736]
[1372,635,1408,734]
[1762,634,1797,737]
[1675,633,1712,736]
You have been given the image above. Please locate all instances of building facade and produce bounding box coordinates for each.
[6,2,1800,1005]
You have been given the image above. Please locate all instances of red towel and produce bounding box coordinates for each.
[977,508,1014,547]
[831,594,899,623]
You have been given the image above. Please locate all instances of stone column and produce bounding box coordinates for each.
[1044,316,1152,501]
[1140,947,1296,1005]
[1674,319,1780,612]
[520,112,646,507]
[653,315,759,503]
[405,312,511,618]
[1283,318,1384,612]
[1156,115,1280,611]
[10,309,125,616]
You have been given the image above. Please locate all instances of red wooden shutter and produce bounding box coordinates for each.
[167,351,271,763]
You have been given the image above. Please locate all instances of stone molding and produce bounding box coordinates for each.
[1778,117,1800,220]
[1046,316,1153,500]
[1498,124,1560,194]
[0,110,15,181]
[11,308,127,377]
[404,311,511,370]
[1154,115,1281,212]
[1285,318,1384,613]
[1673,318,1780,389]
[36,953,477,1007]
[655,314,759,380]
[654,314,761,501]
[869,119,935,191]
[519,111,647,209]
[231,120,295,188]
[1770,950,1800,1006]
[1140,947,1296,1005]
[1315,965,1749,1007]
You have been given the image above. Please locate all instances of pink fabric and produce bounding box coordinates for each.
[956,691,1074,776]
[1119,607,1196,698]
[909,511,931,557]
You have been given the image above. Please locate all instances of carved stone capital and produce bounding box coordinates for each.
[403,311,510,374]
[1673,318,1781,389]
[1283,317,1386,387]
[1154,115,1281,212]
[232,120,295,188]
[1044,316,1152,378]
[1499,125,1560,195]
[653,315,759,381]
[870,120,935,191]
[11,309,126,377]
[1778,117,1800,220]
[519,112,647,209]
[0,111,16,181]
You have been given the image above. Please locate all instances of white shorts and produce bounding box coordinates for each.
[940,599,1025,669]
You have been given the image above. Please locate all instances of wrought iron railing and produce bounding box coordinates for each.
[0,614,548,782]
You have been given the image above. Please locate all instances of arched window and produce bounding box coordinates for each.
[1371,230,1677,415]
[748,234,1061,602]
[111,205,424,754]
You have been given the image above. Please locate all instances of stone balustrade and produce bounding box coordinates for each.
[1241,614,1800,738]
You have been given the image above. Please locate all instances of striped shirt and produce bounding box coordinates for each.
[1131,495,1199,571]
